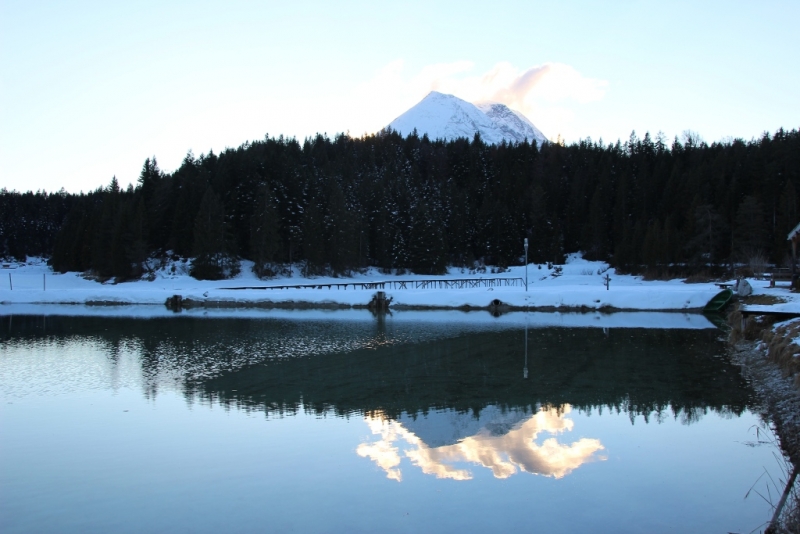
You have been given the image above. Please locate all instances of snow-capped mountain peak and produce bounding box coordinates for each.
[474,101,547,145]
[387,91,546,146]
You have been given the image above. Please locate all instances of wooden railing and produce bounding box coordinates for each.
[221,277,525,291]
[767,268,795,287]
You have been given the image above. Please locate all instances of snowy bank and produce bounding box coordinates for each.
[3,253,794,313]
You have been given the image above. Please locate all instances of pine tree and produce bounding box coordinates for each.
[169,187,194,257]
[137,157,161,206]
[300,193,326,276]
[109,201,132,279]
[128,196,149,277]
[191,188,238,280]
[408,201,447,275]
[774,180,798,264]
[250,185,281,278]
[325,182,359,275]
[733,195,767,261]
[687,204,728,265]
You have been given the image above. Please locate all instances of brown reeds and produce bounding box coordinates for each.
[728,306,800,386]
[728,307,782,343]
[764,321,800,388]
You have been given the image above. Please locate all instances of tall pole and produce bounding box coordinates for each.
[524,238,529,292]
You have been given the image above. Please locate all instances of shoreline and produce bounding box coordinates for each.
[2,298,712,313]
[729,340,800,533]
[0,289,721,312]
[0,303,722,330]
[728,308,800,532]
[729,340,800,466]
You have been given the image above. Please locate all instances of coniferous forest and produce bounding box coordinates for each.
[1,128,798,280]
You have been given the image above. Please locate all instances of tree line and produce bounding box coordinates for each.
[1,128,798,280]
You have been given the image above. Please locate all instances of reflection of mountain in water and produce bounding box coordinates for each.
[398,405,532,448]
[358,405,605,481]
[2,314,752,423]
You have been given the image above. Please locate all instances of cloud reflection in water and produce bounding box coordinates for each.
[357,405,604,481]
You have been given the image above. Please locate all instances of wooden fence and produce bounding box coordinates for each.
[221,277,525,291]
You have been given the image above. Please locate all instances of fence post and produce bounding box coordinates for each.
[8,273,11,290]
[43,273,46,291]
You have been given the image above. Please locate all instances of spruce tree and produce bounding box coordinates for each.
[250,185,281,278]
[733,195,767,261]
[409,201,447,275]
[191,188,238,280]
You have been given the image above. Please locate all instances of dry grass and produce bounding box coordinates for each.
[743,295,790,306]
[728,306,800,387]
[765,485,800,534]
[774,492,800,534]
[80,271,112,284]
[728,308,783,342]
[683,272,718,283]
[639,266,719,281]
[764,321,800,388]
[785,498,800,534]
[640,270,680,281]
[732,304,800,388]
[620,263,735,280]
[750,253,770,279]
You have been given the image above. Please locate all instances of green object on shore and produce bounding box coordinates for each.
[703,289,733,313]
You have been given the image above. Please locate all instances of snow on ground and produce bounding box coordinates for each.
[738,277,800,315]
[1,253,794,314]
[729,275,800,361]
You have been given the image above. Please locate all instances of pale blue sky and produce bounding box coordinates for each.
[1,0,798,193]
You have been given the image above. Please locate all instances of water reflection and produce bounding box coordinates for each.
[1,312,752,424]
[0,311,776,533]
[358,404,605,481]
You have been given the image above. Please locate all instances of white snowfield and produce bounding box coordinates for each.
[388,91,547,146]
[4,253,790,316]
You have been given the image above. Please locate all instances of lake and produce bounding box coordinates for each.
[0,309,780,533]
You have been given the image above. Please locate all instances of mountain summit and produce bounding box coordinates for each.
[387,91,547,145]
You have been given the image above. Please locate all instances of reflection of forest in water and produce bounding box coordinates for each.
[4,313,751,483]
[2,313,751,424]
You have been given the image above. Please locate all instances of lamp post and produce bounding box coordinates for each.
[524,238,529,291]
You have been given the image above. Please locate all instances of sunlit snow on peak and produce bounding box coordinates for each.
[387,91,547,146]
[474,101,547,145]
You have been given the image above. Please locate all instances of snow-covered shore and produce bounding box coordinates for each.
[1,253,797,314]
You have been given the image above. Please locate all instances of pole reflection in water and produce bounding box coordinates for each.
[524,312,528,379]
[0,312,776,533]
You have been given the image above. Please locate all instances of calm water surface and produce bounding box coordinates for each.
[0,310,778,533]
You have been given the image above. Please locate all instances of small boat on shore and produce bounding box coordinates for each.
[703,289,733,313]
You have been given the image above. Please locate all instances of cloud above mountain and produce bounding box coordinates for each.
[352,60,608,141]
[429,61,607,107]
